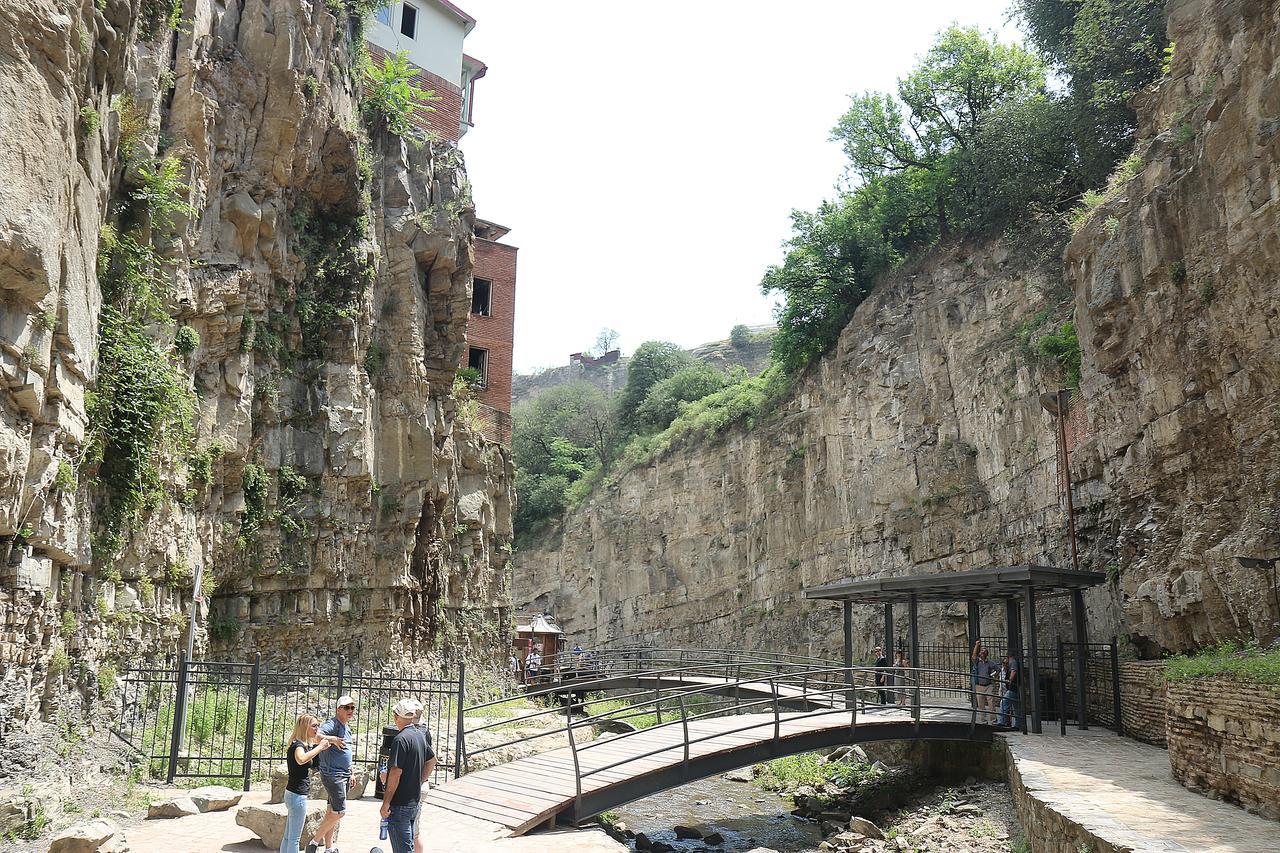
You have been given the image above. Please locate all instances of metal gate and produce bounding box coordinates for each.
[113,654,464,790]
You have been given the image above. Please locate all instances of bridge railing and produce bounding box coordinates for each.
[520,646,840,687]
[462,653,997,814]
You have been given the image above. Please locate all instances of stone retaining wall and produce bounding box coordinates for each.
[1001,740,1124,853]
[1117,661,1167,747]
[1166,677,1280,820]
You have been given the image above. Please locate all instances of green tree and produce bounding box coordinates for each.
[1012,0,1167,186]
[730,325,752,349]
[832,26,1048,235]
[614,341,693,432]
[512,382,613,537]
[634,363,729,433]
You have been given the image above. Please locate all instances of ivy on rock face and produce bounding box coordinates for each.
[290,204,375,358]
[89,307,195,539]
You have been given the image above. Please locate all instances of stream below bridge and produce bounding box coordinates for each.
[612,774,823,852]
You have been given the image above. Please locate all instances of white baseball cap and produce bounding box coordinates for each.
[337,695,356,709]
[393,698,423,718]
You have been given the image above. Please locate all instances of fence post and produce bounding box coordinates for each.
[678,692,690,772]
[241,653,261,791]
[336,655,345,702]
[1110,637,1124,737]
[1057,639,1067,737]
[455,660,467,776]
[770,678,780,747]
[167,652,190,784]
[566,704,583,813]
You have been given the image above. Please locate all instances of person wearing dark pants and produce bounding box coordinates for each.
[381,698,436,853]
[998,652,1021,728]
[873,646,890,704]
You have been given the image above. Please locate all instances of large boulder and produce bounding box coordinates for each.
[187,785,242,813]
[236,802,326,850]
[48,819,129,852]
[848,816,884,839]
[146,796,199,819]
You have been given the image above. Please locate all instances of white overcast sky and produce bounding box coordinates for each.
[458,1,1023,373]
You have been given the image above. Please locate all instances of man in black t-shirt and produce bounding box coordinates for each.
[380,699,436,853]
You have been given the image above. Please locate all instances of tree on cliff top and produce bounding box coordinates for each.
[614,341,694,432]
[1012,0,1168,187]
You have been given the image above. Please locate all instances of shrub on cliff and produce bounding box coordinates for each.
[633,363,729,433]
[362,50,439,136]
[613,341,694,432]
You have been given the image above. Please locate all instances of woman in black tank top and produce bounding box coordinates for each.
[281,714,329,853]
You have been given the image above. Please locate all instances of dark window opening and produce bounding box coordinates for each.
[400,3,417,38]
[472,278,492,316]
[467,347,488,388]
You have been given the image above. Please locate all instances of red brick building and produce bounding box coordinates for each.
[465,219,518,443]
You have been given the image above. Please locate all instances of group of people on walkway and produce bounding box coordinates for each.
[869,641,1022,728]
[280,695,435,853]
[972,641,1021,727]
[509,642,599,685]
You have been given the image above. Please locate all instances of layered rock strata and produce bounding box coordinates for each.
[0,0,513,729]
[517,0,1279,658]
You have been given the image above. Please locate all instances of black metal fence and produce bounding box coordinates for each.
[113,654,464,790]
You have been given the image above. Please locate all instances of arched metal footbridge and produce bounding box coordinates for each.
[430,648,1000,836]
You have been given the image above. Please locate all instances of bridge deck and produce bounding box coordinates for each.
[436,705,987,836]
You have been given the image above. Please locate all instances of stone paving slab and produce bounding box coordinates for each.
[1001,728,1280,852]
[123,790,625,852]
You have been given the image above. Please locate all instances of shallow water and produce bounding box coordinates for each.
[612,773,823,852]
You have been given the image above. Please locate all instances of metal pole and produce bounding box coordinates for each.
[883,602,894,662]
[1025,585,1041,734]
[454,660,467,776]
[167,652,189,784]
[336,655,345,703]
[1071,589,1089,730]
[1057,388,1081,574]
[1057,638,1067,737]
[1110,637,1124,736]
[967,600,980,717]
[241,653,261,791]
[908,594,920,720]
[771,678,780,747]
[678,692,690,771]
[843,600,853,708]
[566,705,582,813]
[1005,598,1026,734]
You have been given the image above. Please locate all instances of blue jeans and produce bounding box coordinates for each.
[387,801,418,853]
[999,688,1021,727]
[280,790,307,853]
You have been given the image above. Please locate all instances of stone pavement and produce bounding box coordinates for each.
[1001,728,1280,852]
[124,790,625,852]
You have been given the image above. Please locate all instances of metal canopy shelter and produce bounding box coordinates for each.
[806,565,1107,734]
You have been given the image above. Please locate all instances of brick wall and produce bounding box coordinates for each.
[466,237,517,422]
[1118,660,1168,746]
[367,43,463,142]
[1166,677,1280,819]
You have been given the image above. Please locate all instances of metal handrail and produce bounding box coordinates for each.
[461,654,993,791]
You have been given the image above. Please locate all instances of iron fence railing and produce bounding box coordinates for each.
[112,655,463,790]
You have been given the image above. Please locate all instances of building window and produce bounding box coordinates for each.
[467,347,488,388]
[472,278,492,316]
[375,1,392,26]
[400,2,417,38]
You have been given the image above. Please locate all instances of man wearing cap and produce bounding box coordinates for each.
[381,698,435,853]
[306,695,357,853]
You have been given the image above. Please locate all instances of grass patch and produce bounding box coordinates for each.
[1069,150,1145,233]
[1165,640,1280,686]
[754,752,878,791]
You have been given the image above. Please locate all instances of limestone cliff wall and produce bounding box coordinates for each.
[516,0,1280,659]
[0,0,513,727]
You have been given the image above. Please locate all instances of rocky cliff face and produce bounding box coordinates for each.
[516,0,1279,658]
[0,0,513,727]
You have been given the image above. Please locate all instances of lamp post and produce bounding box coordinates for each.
[1234,556,1280,630]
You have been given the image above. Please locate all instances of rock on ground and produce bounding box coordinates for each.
[235,802,326,850]
[48,819,129,852]
[146,796,199,819]
[187,786,242,813]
